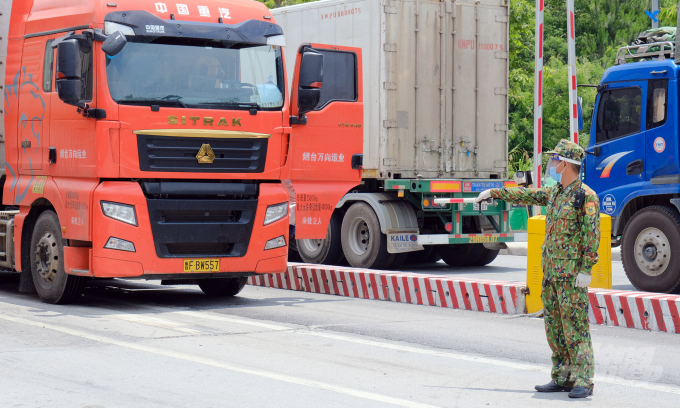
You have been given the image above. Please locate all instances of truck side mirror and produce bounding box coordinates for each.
[102,31,127,56]
[577,96,584,131]
[55,39,86,106]
[297,51,324,114]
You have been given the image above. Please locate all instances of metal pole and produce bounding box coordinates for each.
[566,0,578,145]
[652,0,660,29]
[532,0,544,215]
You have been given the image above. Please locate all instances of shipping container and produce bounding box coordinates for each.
[273,0,510,180]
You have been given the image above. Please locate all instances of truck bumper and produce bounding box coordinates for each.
[89,181,289,278]
[418,232,528,245]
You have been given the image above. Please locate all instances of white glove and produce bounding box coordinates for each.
[575,273,592,288]
[476,189,492,203]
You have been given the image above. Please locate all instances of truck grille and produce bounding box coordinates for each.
[137,134,268,173]
[146,198,257,258]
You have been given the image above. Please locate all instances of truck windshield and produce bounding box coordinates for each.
[105,36,284,110]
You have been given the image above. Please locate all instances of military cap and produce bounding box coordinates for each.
[546,139,585,164]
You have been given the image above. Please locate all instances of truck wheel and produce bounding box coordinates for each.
[438,244,474,267]
[197,277,247,297]
[475,247,500,266]
[621,206,680,293]
[404,246,434,264]
[462,244,485,266]
[341,203,391,269]
[424,246,442,263]
[296,212,345,265]
[30,211,84,304]
[385,252,408,269]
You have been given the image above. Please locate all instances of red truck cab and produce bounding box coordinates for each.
[1,0,364,303]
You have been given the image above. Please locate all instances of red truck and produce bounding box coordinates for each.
[1,0,363,303]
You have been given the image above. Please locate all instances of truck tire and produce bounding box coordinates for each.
[475,247,500,266]
[424,246,442,263]
[404,246,435,264]
[30,211,84,304]
[296,212,345,265]
[438,244,474,267]
[385,252,408,269]
[197,277,247,297]
[341,202,391,269]
[462,244,485,266]
[621,205,680,294]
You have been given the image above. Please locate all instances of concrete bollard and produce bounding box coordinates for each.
[525,214,612,314]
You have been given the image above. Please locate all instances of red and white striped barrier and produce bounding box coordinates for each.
[588,288,680,334]
[247,264,525,315]
[247,265,680,334]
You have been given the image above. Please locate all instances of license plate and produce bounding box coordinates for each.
[183,259,220,273]
[473,203,489,211]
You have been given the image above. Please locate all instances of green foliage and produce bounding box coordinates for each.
[508,0,671,171]
[256,0,319,9]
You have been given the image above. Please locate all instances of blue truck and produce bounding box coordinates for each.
[583,38,680,293]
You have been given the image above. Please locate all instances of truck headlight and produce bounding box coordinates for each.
[104,237,136,252]
[101,201,138,226]
[264,202,288,225]
[264,236,286,250]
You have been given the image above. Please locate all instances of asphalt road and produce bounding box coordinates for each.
[0,257,675,408]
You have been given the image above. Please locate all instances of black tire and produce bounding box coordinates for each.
[621,205,680,294]
[30,211,84,304]
[438,244,475,267]
[297,212,345,265]
[462,244,485,266]
[197,277,247,297]
[385,252,408,269]
[404,246,434,265]
[475,247,500,266]
[341,203,391,269]
[424,246,442,263]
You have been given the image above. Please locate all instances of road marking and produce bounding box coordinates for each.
[107,314,206,334]
[0,313,438,408]
[301,332,680,395]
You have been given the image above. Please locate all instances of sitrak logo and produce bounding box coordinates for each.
[196,144,216,164]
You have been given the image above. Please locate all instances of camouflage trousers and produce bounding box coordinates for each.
[541,279,594,389]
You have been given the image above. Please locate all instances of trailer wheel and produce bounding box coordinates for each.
[438,244,474,267]
[621,206,680,293]
[424,246,442,263]
[341,203,391,269]
[30,211,84,304]
[197,277,247,297]
[297,212,345,265]
[463,244,486,266]
[404,246,433,264]
[385,252,408,269]
[475,247,500,266]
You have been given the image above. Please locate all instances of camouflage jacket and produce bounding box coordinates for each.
[491,180,600,280]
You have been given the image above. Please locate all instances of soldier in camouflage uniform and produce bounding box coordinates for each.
[476,140,599,399]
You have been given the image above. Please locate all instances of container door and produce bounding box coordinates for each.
[286,44,363,239]
[584,81,647,218]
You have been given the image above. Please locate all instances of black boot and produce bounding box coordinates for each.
[568,386,593,398]
[534,381,572,392]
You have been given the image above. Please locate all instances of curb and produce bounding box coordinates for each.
[247,264,525,315]
[588,289,680,333]
[248,265,680,334]
[500,243,621,261]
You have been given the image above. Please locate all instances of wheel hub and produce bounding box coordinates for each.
[634,227,670,277]
[347,217,370,256]
[34,233,59,284]
[300,238,323,255]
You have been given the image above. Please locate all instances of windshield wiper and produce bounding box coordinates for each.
[160,95,189,108]
[117,96,189,108]
[197,101,260,110]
